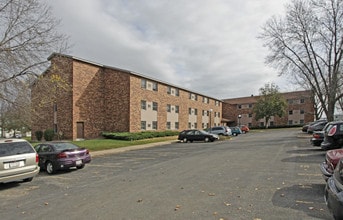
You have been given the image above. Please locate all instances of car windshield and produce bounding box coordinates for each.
[53,142,79,151]
[0,142,35,156]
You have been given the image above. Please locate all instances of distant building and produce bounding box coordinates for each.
[31,53,222,140]
[222,90,315,128]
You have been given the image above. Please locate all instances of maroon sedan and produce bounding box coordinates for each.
[320,148,343,181]
[35,142,91,174]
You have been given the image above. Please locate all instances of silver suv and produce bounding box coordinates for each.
[0,139,40,183]
[209,126,232,136]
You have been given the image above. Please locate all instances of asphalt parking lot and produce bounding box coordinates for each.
[0,128,334,220]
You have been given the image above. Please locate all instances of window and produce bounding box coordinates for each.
[203,97,209,103]
[141,100,146,110]
[175,89,179,96]
[249,103,253,108]
[188,122,191,129]
[166,122,171,129]
[152,102,158,111]
[152,121,158,129]
[194,109,198,115]
[189,108,192,115]
[167,104,171,112]
[300,109,305,114]
[175,106,179,113]
[300,99,305,103]
[194,123,197,129]
[167,86,171,94]
[152,82,158,91]
[215,101,219,106]
[238,105,242,109]
[141,79,147,89]
[249,113,253,118]
[141,121,146,130]
[175,122,179,129]
[289,110,293,115]
[202,110,205,116]
[288,120,293,125]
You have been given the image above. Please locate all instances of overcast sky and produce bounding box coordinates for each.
[47,0,299,99]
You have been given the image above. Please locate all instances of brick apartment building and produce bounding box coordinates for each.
[31,53,315,140]
[31,53,222,140]
[222,90,315,128]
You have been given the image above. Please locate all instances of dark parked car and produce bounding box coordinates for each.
[302,119,327,132]
[320,149,343,181]
[307,120,328,134]
[0,139,40,183]
[230,127,242,136]
[325,158,343,219]
[178,130,218,143]
[35,142,91,174]
[321,121,343,151]
[310,130,324,146]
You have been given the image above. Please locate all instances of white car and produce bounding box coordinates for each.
[0,139,40,183]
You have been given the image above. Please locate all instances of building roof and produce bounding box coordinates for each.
[47,53,223,102]
[222,90,312,105]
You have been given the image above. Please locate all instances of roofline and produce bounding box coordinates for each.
[48,53,223,102]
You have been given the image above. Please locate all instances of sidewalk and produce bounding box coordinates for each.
[90,140,177,157]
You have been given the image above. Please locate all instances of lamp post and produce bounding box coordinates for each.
[209,109,213,132]
[238,114,242,127]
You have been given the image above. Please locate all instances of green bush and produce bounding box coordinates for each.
[44,129,55,141]
[35,130,43,141]
[102,131,179,141]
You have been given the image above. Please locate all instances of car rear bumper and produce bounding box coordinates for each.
[0,166,40,183]
[325,177,343,219]
[56,155,91,170]
[319,162,332,181]
[321,141,338,151]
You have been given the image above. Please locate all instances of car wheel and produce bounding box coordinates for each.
[46,161,56,174]
[23,177,33,182]
[77,164,85,169]
[204,137,210,142]
[183,138,188,143]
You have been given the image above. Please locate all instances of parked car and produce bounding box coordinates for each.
[307,120,328,134]
[302,119,327,132]
[310,130,324,146]
[321,121,343,151]
[320,149,343,181]
[34,142,91,174]
[240,125,249,133]
[208,126,232,136]
[178,130,218,143]
[230,127,242,136]
[325,158,343,219]
[0,139,40,183]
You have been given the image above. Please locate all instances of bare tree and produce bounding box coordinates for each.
[0,0,69,131]
[260,0,343,121]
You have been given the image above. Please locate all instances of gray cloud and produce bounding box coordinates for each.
[47,0,296,99]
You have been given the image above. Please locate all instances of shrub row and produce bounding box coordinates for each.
[102,131,179,141]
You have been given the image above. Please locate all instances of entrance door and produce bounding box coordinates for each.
[77,122,84,139]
